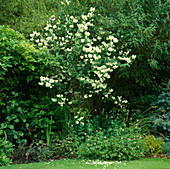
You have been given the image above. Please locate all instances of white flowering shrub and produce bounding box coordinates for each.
[30,3,136,111]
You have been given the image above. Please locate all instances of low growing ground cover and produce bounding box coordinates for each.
[0,158,170,169]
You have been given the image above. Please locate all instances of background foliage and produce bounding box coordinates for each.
[0,0,61,38]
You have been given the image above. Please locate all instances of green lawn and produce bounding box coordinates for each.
[0,158,170,169]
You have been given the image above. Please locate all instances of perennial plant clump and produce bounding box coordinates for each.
[70,116,146,161]
[0,134,14,166]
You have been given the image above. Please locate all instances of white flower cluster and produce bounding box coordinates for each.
[113,96,128,107]
[39,76,72,107]
[51,92,73,107]
[32,7,136,106]
[61,0,71,5]
[117,49,136,64]
[74,115,84,125]
[38,76,56,88]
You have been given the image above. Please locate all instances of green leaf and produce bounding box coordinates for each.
[9,125,14,130]
[17,107,22,113]
[14,119,19,123]
[23,119,26,123]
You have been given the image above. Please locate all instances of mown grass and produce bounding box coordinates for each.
[0,158,170,169]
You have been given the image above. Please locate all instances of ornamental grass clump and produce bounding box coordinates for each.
[30,2,137,113]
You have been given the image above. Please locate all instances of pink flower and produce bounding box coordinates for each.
[97,137,99,139]
[94,143,96,145]
[87,149,89,151]
[139,137,141,139]
[119,155,121,157]
[118,149,120,151]
[104,141,105,143]
[111,116,113,118]
[134,141,136,143]
[96,130,98,132]
[124,123,126,126]
[111,154,113,156]
[135,126,137,128]
[84,133,86,135]
[130,118,132,120]
[70,149,72,151]
[120,127,122,129]
[71,125,73,127]
[122,129,124,131]
[141,152,143,154]
[90,136,92,137]
[121,153,123,155]
[137,146,139,148]
[121,137,123,139]
[128,138,131,140]
[131,148,133,150]
[124,148,126,150]
[71,152,74,154]
[104,136,106,138]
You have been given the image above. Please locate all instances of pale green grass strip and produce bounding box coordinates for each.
[0,158,170,169]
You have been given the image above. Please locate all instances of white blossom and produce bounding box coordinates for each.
[82,15,88,20]
[51,98,57,102]
[113,37,118,43]
[108,47,113,52]
[90,7,95,12]
[132,55,136,59]
[38,82,44,86]
[46,82,51,87]
[73,19,78,23]
[85,32,90,36]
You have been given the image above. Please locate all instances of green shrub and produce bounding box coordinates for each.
[0,130,14,166]
[19,96,65,143]
[162,141,170,156]
[144,135,164,156]
[0,25,54,101]
[0,25,64,146]
[151,81,170,141]
[1,94,66,146]
[31,2,137,116]
[30,0,169,122]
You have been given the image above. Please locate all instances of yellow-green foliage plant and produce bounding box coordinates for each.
[145,135,164,156]
[0,130,14,166]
